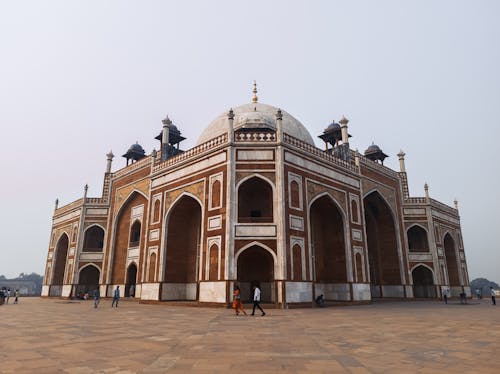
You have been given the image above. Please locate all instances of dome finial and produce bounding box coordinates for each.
[252,80,258,103]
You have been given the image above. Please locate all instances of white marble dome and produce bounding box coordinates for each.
[196,102,315,145]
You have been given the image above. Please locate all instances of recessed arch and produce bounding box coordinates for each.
[76,264,100,296]
[236,243,275,303]
[163,194,202,287]
[125,262,138,297]
[82,224,105,252]
[407,224,429,252]
[52,233,70,287]
[109,191,148,285]
[363,190,402,296]
[309,193,347,283]
[234,241,278,278]
[411,264,436,298]
[237,175,274,223]
[444,233,460,286]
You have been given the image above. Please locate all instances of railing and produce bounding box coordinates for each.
[430,198,458,216]
[112,155,152,179]
[405,197,427,204]
[153,133,228,173]
[54,198,84,216]
[235,132,276,142]
[283,133,358,172]
[238,217,274,223]
[85,197,108,205]
[358,155,399,178]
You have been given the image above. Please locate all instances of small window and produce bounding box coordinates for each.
[129,221,141,247]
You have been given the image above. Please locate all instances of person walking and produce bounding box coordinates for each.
[232,285,247,316]
[6,289,10,304]
[251,285,265,316]
[443,288,449,304]
[111,286,120,308]
[93,288,100,309]
[14,289,19,304]
[490,287,496,306]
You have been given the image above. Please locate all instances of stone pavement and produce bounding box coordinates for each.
[1,297,499,373]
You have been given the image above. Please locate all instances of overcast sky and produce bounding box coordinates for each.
[1,1,498,282]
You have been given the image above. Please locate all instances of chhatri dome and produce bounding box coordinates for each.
[196,82,315,146]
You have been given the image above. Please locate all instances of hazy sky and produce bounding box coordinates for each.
[1,1,498,282]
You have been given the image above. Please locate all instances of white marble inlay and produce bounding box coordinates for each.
[409,253,433,262]
[208,215,222,230]
[237,149,274,161]
[284,152,359,188]
[432,210,459,225]
[128,247,140,258]
[53,209,81,225]
[131,205,144,218]
[352,229,362,241]
[149,229,160,241]
[86,208,108,215]
[80,253,104,261]
[403,208,426,215]
[235,225,276,237]
[152,152,227,187]
[289,215,304,231]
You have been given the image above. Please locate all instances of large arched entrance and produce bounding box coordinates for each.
[111,191,147,284]
[364,191,402,297]
[163,195,202,300]
[237,245,275,303]
[309,195,347,287]
[76,265,100,296]
[444,234,460,286]
[125,263,137,297]
[50,234,69,296]
[412,265,436,298]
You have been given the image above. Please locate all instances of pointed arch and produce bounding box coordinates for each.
[363,190,403,296]
[76,264,100,295]
[82,224,105,252]
[52,233,70,286]
[308,192,349,284]
[444,233,460,286]
[407,224,429,252]
[237,174,275,223]
[108,190,148,285]
[235,242,276,303]
[411,264,436,298]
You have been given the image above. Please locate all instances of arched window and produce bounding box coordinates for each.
[211,180,221,208]
[209,244,219,280]
[83,226,105,252]
[351,200,359,223]
[355,253,363,282]
[129,221,141,247]
[153,200,161,222]
[238,177,273,223]
[292,244,302,281]
[407,226,429,252]
[290,181,300,209]
[71,226,78,242]
[148,253,157,282]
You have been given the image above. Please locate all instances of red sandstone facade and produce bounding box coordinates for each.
[42,98,470,306]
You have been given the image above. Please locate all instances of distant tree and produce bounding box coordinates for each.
[0,275,5,280]
[470,278,499,296]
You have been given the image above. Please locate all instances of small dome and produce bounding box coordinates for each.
[364,143,381,154]
[324,121,341,133]
[128,142,145,154]
[197,102,315,145]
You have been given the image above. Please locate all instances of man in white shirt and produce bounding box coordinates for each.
[490,287,496,306]
[251,285,266,316]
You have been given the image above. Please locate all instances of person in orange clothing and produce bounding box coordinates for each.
[232,285,247,316]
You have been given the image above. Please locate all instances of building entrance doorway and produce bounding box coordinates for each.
[237,245,274,303]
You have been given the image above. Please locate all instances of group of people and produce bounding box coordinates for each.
[443,287,497,305]
[232,285,266,316]
[0,288,20,305]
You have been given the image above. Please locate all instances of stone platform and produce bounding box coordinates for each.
[0,297,498,373]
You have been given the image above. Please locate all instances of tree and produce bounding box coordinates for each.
[470,278,499,296]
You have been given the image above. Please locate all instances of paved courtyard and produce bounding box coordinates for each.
[1,297,499,373]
